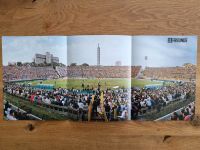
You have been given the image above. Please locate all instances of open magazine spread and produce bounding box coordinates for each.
[3,36,197,121]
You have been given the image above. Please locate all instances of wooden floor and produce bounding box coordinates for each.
[1,0,200,150]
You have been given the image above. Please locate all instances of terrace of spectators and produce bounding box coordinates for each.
[4,65,195,82]
[3,65,142,82]
[56,66,137,78]
[3,66,59,81]
[143,64,196,81]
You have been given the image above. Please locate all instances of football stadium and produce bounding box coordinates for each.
[3,35,196,121]
[3,65,133,121]
[3,63,196,121]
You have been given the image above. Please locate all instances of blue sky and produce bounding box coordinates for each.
[2,36,67,65]
[132,36,197,67]
[2,36,197,67]
[67,35,132,66]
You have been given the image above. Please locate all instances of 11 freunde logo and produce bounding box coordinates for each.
[168,37,188,43]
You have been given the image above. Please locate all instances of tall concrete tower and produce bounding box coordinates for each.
[97,43,100,66]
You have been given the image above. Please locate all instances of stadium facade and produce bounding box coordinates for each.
[34,52,59,64]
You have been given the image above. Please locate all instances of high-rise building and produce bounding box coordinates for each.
[97,44,100,66]
[34,52,59,64]
[45,52,52,64]
[8,62,16,66]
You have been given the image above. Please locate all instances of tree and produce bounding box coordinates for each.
[70,63,77,66]
[82,63,89,66]
[17,62,22,66]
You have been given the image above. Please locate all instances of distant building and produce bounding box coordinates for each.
[115,61,122,66]
[34,52,59,64]
[8,62,16,66]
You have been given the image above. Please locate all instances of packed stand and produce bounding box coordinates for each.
[4,101,33,120]
[131,82,195,120]
[3,66,59,81]
[4,83,130,121]
[170,102,195,121]
[143,65,196,81]
[131,66,142,78]
[56,66,136,78]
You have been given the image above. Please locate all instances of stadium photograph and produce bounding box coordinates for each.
[3,35,132,121]
[2,35,197,122]
[131,36,197,121]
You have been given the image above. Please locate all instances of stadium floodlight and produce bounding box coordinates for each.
[145,56,148,68]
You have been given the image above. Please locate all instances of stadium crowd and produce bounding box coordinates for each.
[4,101,32,120]
[170,102,195,121]
[131,66,142,78]
[3,65,143,82]
[3,64,196,121]
[3,66,59,81]
[56,66,132,78]
[143,64,196,81]
[131,82,195,120]
[4,65,195,82]
[4,83,129,121]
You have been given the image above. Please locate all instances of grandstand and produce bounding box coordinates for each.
[3,66,59,82]
[131,81,195,120]
[56,66,132,78]
[131,66,142,78]
[130,63,196,120]
[4,82,129,121]
[3,64,196,121]
[3,65,143,82]
[155,102,195,121]
[143,64,196,81]
[3,63,195,86]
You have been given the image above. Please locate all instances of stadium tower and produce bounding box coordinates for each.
[97,43,100,66]
[97,43,101,86]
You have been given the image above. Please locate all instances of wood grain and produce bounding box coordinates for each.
[1,0,200,149]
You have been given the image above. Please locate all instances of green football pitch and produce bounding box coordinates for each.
[26,78,163,89]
